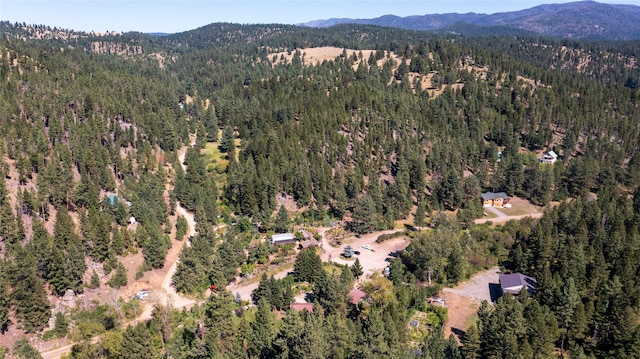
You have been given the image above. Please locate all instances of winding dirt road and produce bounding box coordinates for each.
[474,212,542,225]
[42,140,199,358]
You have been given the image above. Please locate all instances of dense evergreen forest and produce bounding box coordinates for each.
[0,20,639,358]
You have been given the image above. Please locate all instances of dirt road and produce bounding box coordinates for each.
[321,230,409,277]
[42,344,75,359]
[41,141,199,358]
[474,212,542,225]
[135,139,199,323]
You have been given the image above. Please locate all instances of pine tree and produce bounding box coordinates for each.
[9,250,51,332]
[64,235,86,294]
[220,125,235,154]
[350,194,376,234]
[351,258,363,280]
[173,246,207,294]
[111,227,124,255]
[314,273,344,315]
[415,199,426,229]
[293,248,323,284]
[120,323,154,359]
[204,105,218,142]
[12,338,43,359]
[142,223,168,269]
[107,262,128,289]
[47,247,70,296]
[29,219,52,279]
[89,270,100,289]
[249,298,275,359]
[204,290,237,355]
[461,324,481,359]
[355,309,390,357]
[445,241,466,285]
[339,264,355,291]
[54,312,69,337]
[274,205,290,233]
[0,275,9,334]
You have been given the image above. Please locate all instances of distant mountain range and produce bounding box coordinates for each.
[300,1,640,40]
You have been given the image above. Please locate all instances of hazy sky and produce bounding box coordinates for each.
[2,0,639,33]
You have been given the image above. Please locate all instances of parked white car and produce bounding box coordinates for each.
[362,244,372,250]
[134,289,150,300]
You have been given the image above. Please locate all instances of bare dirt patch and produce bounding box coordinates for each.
[441,267,500,340]
[324,232,409,279]
[269,47,376,66]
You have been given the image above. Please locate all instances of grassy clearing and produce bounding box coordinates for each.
[201,131,241,188]
[482,209,499,219]
[202,142,229,172]
[240,262,295,287]
[498,206,532,216]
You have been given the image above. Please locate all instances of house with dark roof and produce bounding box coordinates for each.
[499,273,536,296]
[481,192,510,208]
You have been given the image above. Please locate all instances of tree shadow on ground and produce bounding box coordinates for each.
[451,327,466,342]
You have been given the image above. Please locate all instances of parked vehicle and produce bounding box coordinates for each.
[134,289,150,300]
[362,244,371,250]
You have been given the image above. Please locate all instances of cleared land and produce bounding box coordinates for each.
[441,267,501,340]
[475,197,543,225]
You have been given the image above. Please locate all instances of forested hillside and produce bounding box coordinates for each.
[0,20,639,358]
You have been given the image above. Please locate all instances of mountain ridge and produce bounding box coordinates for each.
[300,1,640,40]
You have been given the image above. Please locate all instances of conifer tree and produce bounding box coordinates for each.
[107,262,128,289]
[220,125,235,154]
[249,298,275,359]
[274,205,290,233]
[0,275,9,334]
[293,248,323,284]
[350,194,376,234]
[204,290,237,355]
[461,324,481,359]
[120,323,154,359]
[47,247,69,296]
[9,250,51,332]
[89,270,100,289]
[204,105,218,142]
[351,258,363,280]
[12,338,42,359]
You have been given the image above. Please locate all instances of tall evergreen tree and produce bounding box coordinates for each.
[120,323,154,359]
[293,248,323,284]
[220,125,235,154]
[350,194,377,234]
[0,274,9,334]
[249,298,275,359]
[274,205,290,233]
[8,250,51,332]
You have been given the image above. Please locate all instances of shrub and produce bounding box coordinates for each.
[375,230,405,243]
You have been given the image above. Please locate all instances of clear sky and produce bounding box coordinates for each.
[2,0,639,34]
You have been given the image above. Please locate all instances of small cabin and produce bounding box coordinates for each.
[539,151,558,164]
